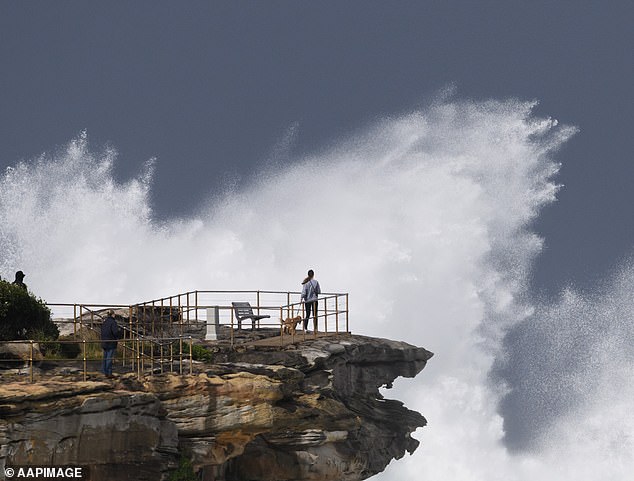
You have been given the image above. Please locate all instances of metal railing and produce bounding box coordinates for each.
[0,336,194,383]
[129,290,350,346]
[1,289,349,382]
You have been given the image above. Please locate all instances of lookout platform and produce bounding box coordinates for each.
[1,289,350,382]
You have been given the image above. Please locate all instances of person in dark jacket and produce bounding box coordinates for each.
[101,310,122,377]
[13,271,27,291]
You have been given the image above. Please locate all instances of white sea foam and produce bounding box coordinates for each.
[1,98,629,479]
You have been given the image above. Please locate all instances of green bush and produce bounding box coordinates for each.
[0,280,58,342]
[39,334,83,359]
[190,343,214,363]
[58,335,82,358]
[76,327,103,359]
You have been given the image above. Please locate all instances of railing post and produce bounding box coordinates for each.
[230,308,235,348]
[178,295,184,337]
[160,343,164,374]
[125,306,130,367]
[141,302,145,331]
[186,292,190,325]
[73,304,77,337]
[170,342,174,373]
[257,290,261,328]
[137,336,141,379]
[125,326,130,370]
[257,290,261,316]
[29,340,34,383]
[280,306,284,347]
[121,322,126,368]
[189,337,193,375]
[152,299,156,334]
[335,294,339,334]
[169,295,174,333]
[324,297,328,334]
[82,339,87,382]
[195,291,199,322]
[179,337,183,375]
[346,293,349,333]
[159,298,163,339]
[130,309,134,371]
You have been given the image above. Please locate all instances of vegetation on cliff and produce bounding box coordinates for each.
[0,279,58,341]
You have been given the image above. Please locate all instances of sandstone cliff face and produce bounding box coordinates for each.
[0,335,432,481]
[0,383,177,480]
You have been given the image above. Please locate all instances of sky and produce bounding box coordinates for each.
[1,1,632,294]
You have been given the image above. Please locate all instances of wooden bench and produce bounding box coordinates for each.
[232,302,270,330]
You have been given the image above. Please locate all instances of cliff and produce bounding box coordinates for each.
[0,335,432,481]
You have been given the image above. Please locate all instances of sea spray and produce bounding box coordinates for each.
[492,262,634,479]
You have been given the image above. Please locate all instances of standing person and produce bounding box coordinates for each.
[13,271,27,291]
[301,269,321,333]
[101,310,122,378]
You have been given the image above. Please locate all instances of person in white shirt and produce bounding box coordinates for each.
[301,269,321,332]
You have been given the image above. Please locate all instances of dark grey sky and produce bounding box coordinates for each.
[1,1,632,293]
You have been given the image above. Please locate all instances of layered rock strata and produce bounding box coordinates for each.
[0,335,432,481]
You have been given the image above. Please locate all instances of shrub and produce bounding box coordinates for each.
[190,343,214,363]
[40,334,83,359]
[0,280,59,342]
[75,327,102,359]
[58,335,82,358]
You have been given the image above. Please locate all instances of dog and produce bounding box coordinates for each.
[282,315,302,335]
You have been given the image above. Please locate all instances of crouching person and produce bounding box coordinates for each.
[101,310,122,377]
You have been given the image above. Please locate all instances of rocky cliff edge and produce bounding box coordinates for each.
[0,334,432,481]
